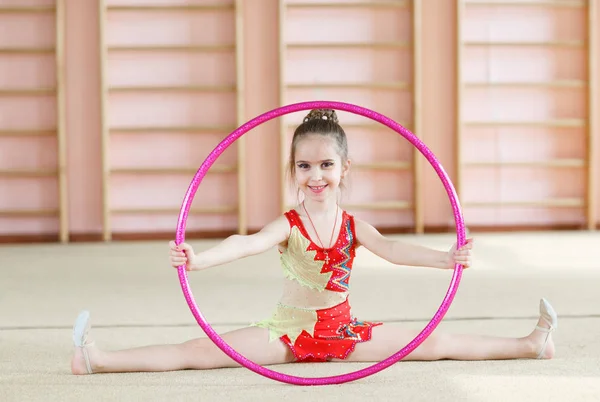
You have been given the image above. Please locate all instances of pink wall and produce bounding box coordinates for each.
[242,0,281,230]
[66,0,103,234]
[0,0,599,239]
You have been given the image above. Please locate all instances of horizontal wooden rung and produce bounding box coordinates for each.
[353,161,412,170]
[0,129,56,137]
[0,6,55,13]
[107,45,235,52]
[287,42,410,49]
[464,80,587,88]
[285,122,412,130]
[463,199,584,208]
[0,209,59,217]
[110,165,237,174]
[287,1,409,9]
[111,206,238,215]
[106,4,235,11]
[344,121,412,130]
[463,41,584,47]
[0,88,56,96]
[108,85,236,93]
[0,47,55,54]
[464,1,585,7]
[342,201,413,211]
[0,169,58,177]
[110,125,236,133]
[463,119,585,128]
[286,82,410,90]
[463,159,586,168]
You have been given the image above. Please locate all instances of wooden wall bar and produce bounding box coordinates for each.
[278,0,422,232]
[0,1,597,243]
[0,2,68,242]
[97,1,245,241]
[455,0,595,231]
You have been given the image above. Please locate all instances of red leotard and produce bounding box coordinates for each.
[253,209,382,362]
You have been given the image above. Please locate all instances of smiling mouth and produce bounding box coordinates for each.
[309,185,327,193]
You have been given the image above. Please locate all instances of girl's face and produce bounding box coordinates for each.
[293,134,350,203]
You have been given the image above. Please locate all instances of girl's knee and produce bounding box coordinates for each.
[179,338,238,369]
[181,338,205,353]
[179,339,214,369]
[414,333,445,361]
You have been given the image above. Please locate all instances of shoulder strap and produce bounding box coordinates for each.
[283,209,301,229]
[343,210,358,247]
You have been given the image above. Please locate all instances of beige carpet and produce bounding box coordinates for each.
[1,231,599,401]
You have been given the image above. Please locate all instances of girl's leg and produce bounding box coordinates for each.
[71,326,294,374]
[340,312,555,362]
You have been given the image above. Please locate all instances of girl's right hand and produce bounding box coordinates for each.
[169,241,197,271]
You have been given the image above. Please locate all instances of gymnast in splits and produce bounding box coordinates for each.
[71,109,558,374]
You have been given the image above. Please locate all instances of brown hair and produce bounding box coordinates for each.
[287,109,349,180]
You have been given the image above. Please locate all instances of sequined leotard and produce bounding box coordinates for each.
[253,209,382,362]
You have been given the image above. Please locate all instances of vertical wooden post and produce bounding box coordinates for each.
[235,0,247,235]
[412,0,423,234]
[455,0,464,202]
[587,0,597,230]
[55,0,69,243]
[278,0,288,214]
[98,0,111,241]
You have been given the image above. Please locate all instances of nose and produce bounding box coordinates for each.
[312,169,322,182]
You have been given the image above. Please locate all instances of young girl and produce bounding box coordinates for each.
[71,109,557,375]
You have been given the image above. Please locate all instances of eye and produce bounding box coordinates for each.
[322,161,334,168]
[297,163,309,170]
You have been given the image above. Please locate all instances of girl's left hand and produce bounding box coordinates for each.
[446,238,474,269]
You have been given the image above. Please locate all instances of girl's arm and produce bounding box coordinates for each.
[171,215,290,271]
[354,218,472,269]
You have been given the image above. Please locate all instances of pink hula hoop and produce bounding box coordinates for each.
[175,101,465,385]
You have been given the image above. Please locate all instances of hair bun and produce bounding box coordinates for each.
[303,109,339,124]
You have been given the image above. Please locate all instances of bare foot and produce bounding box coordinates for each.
[527,315,555,359]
